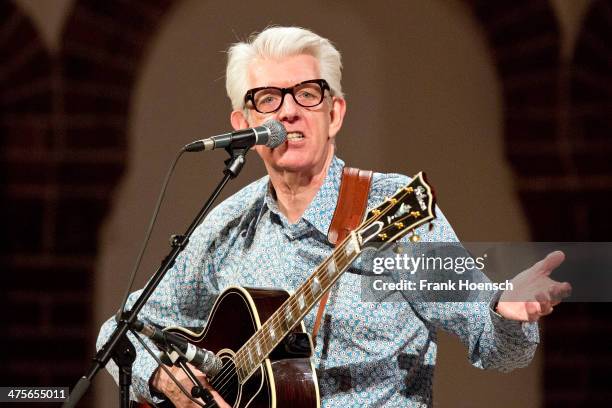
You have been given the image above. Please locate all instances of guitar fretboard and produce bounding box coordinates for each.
[234,233,361,382]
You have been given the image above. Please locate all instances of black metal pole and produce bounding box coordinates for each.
[63,147,249,408]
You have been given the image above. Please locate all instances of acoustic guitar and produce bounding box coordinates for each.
[137,173,436,407]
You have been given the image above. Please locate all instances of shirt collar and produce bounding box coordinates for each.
[262,156,345,237]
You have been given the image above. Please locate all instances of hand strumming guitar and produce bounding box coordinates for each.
[151,364,231,407]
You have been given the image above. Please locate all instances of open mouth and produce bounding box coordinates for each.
[286,131,304,141]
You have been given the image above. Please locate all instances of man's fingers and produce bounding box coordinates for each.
[525,301,541,322]
[535,292,553,315]
[539,303,554,316]
[549,281,572,305]
[535,291,550,303]
[538,251,565,276]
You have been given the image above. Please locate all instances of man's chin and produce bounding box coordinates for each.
[269,158,314,175]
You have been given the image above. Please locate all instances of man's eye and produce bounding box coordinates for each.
[298,91,317,99]
[258,95,278,105]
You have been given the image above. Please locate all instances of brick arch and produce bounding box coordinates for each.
[550,0,612,405]
[468,0,561,183]
[55,0,176,392]
[0,3,54,253]
[467,0,612,406]
[61,0,174,154]
[0,0,56,385]
[571,0,612,188]
[0,0,177,397]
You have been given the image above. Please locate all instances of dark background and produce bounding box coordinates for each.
[1,0,610,406]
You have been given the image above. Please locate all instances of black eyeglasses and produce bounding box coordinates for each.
[244,79,331,114]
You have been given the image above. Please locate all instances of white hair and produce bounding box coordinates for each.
[226,26,344,111]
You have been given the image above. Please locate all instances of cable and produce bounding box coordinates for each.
[116,148,186,319]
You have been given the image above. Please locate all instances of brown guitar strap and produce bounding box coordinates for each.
[311,167,372,343]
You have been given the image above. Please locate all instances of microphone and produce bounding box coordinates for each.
[131,320,222,377]
[184,119,287,152]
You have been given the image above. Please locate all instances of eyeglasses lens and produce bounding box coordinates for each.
[253,82,324,113]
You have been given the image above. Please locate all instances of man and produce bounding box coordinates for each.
[98,26,570,407]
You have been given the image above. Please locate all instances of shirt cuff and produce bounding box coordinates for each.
[488,291,539,343]
[126,332,167,404]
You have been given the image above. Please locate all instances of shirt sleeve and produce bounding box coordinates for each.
[95,220,220,403]
[370,173,540,372]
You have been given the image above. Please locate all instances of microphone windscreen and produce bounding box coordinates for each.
[263,120,287,148]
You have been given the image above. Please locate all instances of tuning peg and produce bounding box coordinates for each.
[394,222,404,230]
[409,230,420,242]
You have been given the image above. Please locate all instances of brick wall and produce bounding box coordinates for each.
[1,0,610,406]
[541,0,612,404]
[0,1,173,406]
[470,0,612,405]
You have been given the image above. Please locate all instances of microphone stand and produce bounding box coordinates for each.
[63,146,250,408]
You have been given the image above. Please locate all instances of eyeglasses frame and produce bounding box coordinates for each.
[243,78,331,114]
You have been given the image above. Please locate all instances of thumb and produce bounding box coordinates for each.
[539,250,565,276]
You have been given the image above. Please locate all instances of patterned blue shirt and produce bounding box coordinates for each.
[98,156,539,407]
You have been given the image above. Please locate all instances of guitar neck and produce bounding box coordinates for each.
[234,232,362,382]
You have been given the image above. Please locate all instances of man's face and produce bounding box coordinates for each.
[231,54,346,176]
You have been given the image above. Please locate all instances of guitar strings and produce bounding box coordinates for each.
[210,239,355,398]
[209,237,357,400]
[237,237,356,367]
[223,236,353,377]
[210,189,422,399]
[210,255,353,400]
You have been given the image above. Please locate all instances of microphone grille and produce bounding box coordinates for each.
[263,120,287,148]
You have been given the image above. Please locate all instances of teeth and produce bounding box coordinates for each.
[287,132,304,140]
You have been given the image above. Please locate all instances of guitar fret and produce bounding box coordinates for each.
[312,276,322,294]
[269,325,276,340]
[285,305,294,327]
[298,292,305,310]
[304,281,314,304]
[326,259,336,280]
[344,237,359,260]
[344,240,354,257]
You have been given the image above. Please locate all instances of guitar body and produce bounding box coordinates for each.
[137,286,320,408]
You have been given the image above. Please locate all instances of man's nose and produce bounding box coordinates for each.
[277,93,299,121]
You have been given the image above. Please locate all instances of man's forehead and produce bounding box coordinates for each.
[247,54,321,88]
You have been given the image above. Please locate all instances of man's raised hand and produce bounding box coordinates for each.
[496,251,572,322]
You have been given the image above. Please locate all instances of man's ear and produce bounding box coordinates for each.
[328,97,346,139]
[230,110,250,130]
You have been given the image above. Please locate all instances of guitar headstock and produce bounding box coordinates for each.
[357,172,436,250]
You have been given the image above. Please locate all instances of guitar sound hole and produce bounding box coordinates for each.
[209,357,239,406]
